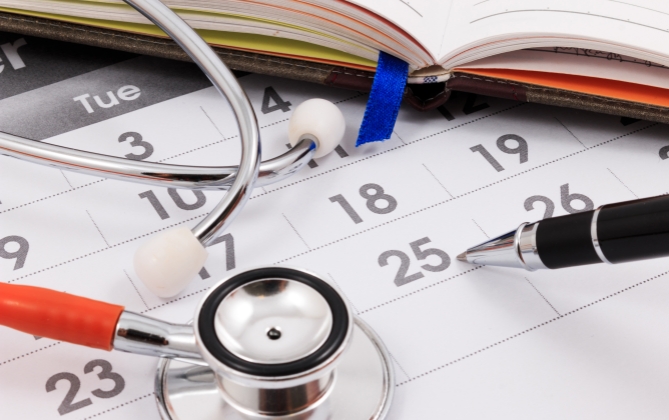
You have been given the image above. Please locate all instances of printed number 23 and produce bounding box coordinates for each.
[378,237,450,286]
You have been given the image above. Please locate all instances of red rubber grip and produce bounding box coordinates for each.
[0,283,124,350]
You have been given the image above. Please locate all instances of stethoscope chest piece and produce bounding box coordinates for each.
[156,267,394,419]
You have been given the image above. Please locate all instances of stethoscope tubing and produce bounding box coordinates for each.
[125,0,262,246]
[0,132,316,191]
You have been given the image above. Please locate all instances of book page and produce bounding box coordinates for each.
[458,48,669,89]
[4,32,669,420]
[345,0,453,59]
[440,0,669,68]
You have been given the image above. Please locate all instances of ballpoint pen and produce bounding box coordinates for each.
[458,195,669,271]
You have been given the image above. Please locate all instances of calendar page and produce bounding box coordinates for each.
[2,33,669,420]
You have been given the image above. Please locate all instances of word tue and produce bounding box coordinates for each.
[73,85,141,114]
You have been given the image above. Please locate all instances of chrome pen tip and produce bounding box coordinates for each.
[456,252,468,262]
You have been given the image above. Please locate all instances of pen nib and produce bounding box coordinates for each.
[456,252,468,262]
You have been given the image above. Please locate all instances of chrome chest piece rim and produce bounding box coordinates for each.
[155,267,395,419]
[155,317,395,420]
[197,268,350,378]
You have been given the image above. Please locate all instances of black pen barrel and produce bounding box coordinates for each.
[536,210,600,269]
[535,195,669,269]
[597,195,669,263]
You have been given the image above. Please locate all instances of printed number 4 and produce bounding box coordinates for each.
[261,87,291,114]
[378,238,450,287]
[46,359,125,415]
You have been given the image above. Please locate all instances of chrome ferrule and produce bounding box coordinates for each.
[591,206,612,264]
[113,311,201,360]
[516,222,548,271]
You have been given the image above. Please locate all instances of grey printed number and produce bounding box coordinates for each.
[524,183,594,219]
[84,360,125,399]
[261,86,291,114]
[0,235,28,270]
[199,233,236,280]
[46,359,125,415]
[139,191,235,278]
[118,132,153,161]
[139,189,207,220]
[471,134,528,172]
[329,184,397,224]
[378,238,450,286]
[659,145,669,160]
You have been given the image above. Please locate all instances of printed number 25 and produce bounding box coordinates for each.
[378,237,450,286]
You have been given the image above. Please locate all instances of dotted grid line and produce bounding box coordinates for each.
[6,118,658,296]
[8,214,206,284]
[0,179,106,215]
[358,267,484,314]
[156,93,363,164]
[525,277,560,316]
[0,342,61,367]
[396,269,669,387]
[141,286,210,313]
[79,393,154,420]
[254,103,528,198]
[0,94,365,216]
[271,121,654,266]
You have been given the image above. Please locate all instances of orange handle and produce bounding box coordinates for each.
[0,283,124,350]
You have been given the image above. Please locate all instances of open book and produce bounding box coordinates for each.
[2,0,669,118]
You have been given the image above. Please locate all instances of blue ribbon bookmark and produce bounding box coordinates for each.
[356,52,409,146]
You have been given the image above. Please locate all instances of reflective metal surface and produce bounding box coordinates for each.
[156,317,395,420]
[517,222,548,270]
[458,223,527,269]
[591,206,612,264]
[458,222,549,270]
[217,371,334,417]
[126,0,261,247]
[0,135,315,191]
[114,311,202,360]
[214,279,333,364]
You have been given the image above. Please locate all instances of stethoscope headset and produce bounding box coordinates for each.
[0,0,395,419]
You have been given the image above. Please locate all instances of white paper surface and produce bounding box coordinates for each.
[440,0,669,68]
[458,48,669,90]
[3,35,669,420]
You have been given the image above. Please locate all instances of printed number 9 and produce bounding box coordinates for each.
[0,235,29,270]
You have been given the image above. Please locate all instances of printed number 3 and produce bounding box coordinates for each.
[46,359,125,415]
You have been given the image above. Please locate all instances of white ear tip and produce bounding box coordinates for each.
[134,227,208,298]
[288,98,346,159]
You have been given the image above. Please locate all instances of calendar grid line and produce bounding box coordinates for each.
[6,122,658,302]
[8,214,207,283]
[258,103,527,198]
[554,117,586,148]
[86,210,111,247]
[395,268,669,387]
[0,341,62,367]
[0,179,106,215]
[79,392,154,420]
[358,267,484,314]
[606,167,639,198]
[124,270,150,310]
[524,277,561,316]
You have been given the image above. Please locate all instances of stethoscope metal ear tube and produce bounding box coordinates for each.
[0,267,395,419]
[123,0,260,248]
[0,0,345,298]
[0,132,316,191]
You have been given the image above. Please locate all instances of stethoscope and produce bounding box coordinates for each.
[0,0,395,419]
